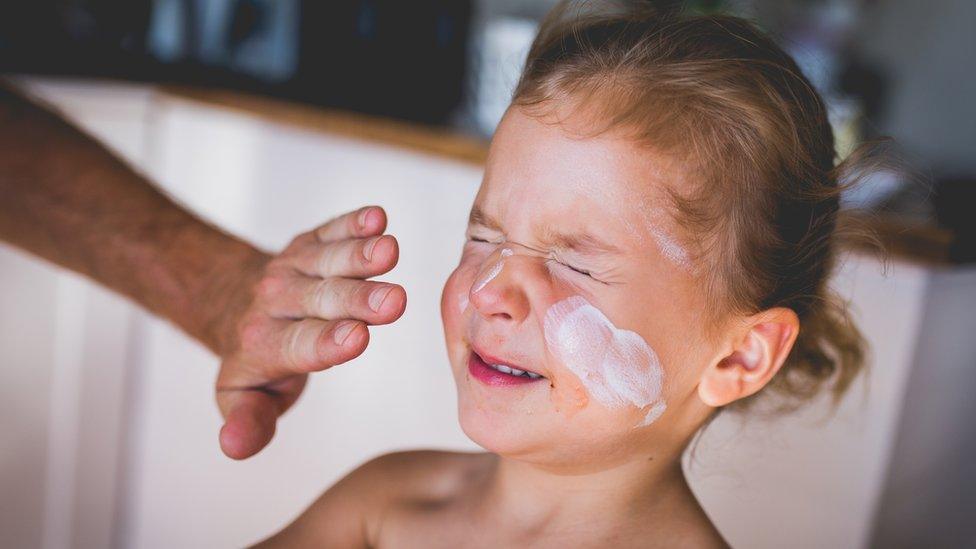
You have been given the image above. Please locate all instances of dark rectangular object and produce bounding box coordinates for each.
[295,0,472,124]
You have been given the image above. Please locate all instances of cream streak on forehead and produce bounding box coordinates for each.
[492,109,693,271]
[543,296,666,426]
[648,224,692,270]
[548,172,693,272]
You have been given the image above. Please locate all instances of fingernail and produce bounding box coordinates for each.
[333,321,359,345]
[358,207,371,229]
[369,285,394,312]
[362,236,382,262]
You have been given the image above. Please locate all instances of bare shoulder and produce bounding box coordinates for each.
[252,450,492,548]
[345,449,494,506]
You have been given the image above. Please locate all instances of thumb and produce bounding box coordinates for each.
[217,389,278,460]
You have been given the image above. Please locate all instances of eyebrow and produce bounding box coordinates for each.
[468,205,503,232]
[467,205,622,256]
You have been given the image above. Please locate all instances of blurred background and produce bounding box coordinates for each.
[1,0,974,548]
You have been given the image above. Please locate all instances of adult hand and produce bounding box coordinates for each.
[0,87,406,460]
[214,206,406,459]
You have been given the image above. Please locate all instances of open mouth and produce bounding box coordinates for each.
[467,348,547,386]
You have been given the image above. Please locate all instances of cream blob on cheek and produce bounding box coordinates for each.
[543,296,667,426]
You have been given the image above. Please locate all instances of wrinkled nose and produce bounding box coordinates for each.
[469,247,530,324]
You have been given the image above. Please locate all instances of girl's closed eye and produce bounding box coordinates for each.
[548,255,614,285]
[466,232,504,246]
[466,232,614,285]
[552,259,593,278]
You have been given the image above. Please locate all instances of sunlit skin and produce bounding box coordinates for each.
[258,105,800,548]
[442,109,718,471]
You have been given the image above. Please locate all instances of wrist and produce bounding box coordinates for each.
[195,243,271,356]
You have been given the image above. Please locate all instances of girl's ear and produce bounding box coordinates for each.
[697,308,800,408]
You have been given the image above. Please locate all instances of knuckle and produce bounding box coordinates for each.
[315,244,340,274]
[288,231,311,248]
[275,246,304,269]
[354,240,371,267]
[284,325,309,371]
[347,211,361,233]
[310,279,338,313]
[238,315,267,351]
[255,275,284,301]
[313,215,342,239]
[313,224,332,242]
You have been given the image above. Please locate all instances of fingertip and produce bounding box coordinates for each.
[342,320,370,351]
[326,320,370,362]
[219,421,251,460]
[376,284,407,322]
[218,401,276,460]
[359,206,387,236]
[369,234,399,271]
[392,285,407,318]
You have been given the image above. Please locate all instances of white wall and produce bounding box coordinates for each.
[0,78,936,548]
[1,80,155,549]
[871,265,976,547]
[689,255,928,549]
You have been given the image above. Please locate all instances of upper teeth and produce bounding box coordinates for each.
[490,363,541,379]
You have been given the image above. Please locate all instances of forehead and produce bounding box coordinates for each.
[476,107,676,239]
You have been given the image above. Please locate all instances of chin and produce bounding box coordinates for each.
[456,399,539,456]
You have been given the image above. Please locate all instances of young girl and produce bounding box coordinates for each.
[258,2,868,547]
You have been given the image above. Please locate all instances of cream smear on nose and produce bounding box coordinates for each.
[472,248,514,294]
[543,296,666,426]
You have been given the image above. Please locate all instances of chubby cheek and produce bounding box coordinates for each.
[440,259,480,359]
[440,270,464,357]
[542,295,668,428]
[545,367,590,416]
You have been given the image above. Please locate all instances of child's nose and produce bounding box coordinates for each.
[469,247,531,324]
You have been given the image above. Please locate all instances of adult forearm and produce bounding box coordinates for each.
[0,82,268,354]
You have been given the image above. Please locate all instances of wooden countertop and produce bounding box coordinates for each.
[163,86,956,268]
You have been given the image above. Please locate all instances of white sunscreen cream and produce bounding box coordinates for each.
[649,225,692,271]
[632,199,693,273]
[472,248,514,294]
[543,296,666,426]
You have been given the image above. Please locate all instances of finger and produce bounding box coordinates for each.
[291,234,399,279]
[236,314,370,376]
[265,318,370,374]
[314,206,387,243]
[282,318,370,373]
[217,389,278,460]
[262,276,407,325]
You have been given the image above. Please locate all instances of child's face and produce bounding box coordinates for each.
[441,106,716,470]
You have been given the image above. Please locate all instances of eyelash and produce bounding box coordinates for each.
[468,236,598,281]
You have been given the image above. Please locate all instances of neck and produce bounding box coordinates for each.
[476,445,689,536]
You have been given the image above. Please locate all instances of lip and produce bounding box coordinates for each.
[467,348,547,387]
